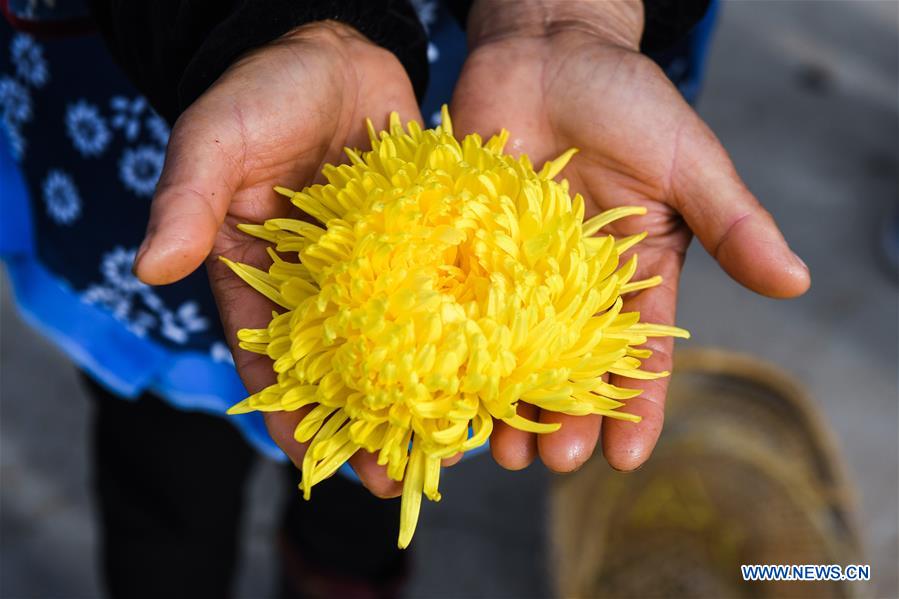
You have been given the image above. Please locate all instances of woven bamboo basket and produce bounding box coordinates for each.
[550,348,865,599]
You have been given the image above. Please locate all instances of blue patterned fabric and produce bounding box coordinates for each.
[1,1,717,461]
[5,0,90,21]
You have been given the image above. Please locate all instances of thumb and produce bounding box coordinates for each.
[672,118,810,298]
[133,102,243,285]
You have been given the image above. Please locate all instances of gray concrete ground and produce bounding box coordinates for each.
[2,2,898,597]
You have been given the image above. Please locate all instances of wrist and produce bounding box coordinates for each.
[277,19,371,47]
[467,0,644,50]
[227,19,391,93]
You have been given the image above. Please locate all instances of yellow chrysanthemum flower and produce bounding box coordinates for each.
[223,106,689,548]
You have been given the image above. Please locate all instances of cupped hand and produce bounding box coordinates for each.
[451,1,810,473]
[132,21,420,497]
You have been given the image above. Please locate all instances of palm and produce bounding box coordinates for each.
[452,33,809,471]
[135,23,807,487]
[135,23,422,493]
[201,37,420,393]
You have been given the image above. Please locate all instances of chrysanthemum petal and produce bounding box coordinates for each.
[582,206,647,237]
[503,412,562,433]
[620,275,663,294]
[223,106,689,549]
[398,442,426,549]
[219,257,291,309]
[539,148,578,180]
[628,323,692,339]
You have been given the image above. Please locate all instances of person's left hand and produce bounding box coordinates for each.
[451,0,810,473]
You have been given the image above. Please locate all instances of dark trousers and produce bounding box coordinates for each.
[86,377,404,599]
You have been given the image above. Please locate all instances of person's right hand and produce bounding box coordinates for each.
[132,21,421,498]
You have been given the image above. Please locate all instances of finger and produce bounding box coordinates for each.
[134,99,244,285]
[206,234,280,393]
[489,402,539,470]
[349,450,403,498]
[537,411,602,473]
[349,442,460,498]
[449,44,558,164]
[602,247,683,471]
[267,413,403,498]
[349,44,425,150]
[264,409,312,469]
[672,117,810,298]
[442,452,463,467]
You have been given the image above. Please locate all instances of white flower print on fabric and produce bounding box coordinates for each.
[175,302,208,332]
[411,0,438,31]
[145,112,170,146]
[110,95,146,140]
[158,302,209,344]
[0,76,31,122]
[82,247,210,343]
[210,342,235,365]
[2,115,25,161]
[82,285,156,338]
[427,43,439,64]
[160,315,188,344]
[11,34,49,88]
[101,247,146,292]
[7,1,54,21]
[82,284,132,321]
[0,76,31,160]
[119,145,164,196]
[66,100,111,157]
[127,310,157,337]
[42,169,82,225]
[141,289,165,313]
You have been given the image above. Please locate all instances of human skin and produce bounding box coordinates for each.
[132,21,418,497]
[452,0,810,473]
[133,5,809,497]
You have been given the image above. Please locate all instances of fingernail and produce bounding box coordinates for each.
[133,234,153,275]
[610,462,644,474]
[791,251,808,271]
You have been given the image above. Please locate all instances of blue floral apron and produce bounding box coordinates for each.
[0,0,718,461]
